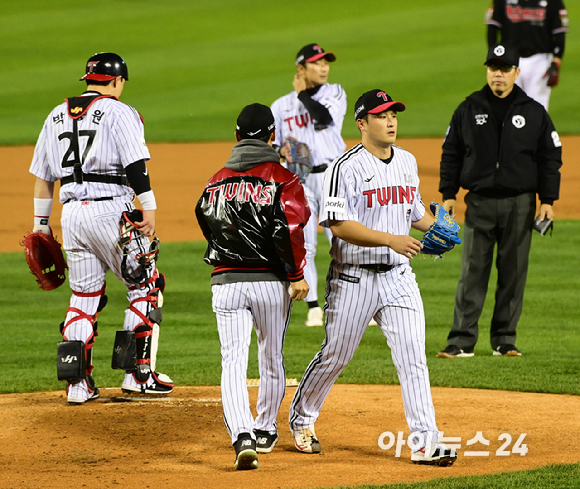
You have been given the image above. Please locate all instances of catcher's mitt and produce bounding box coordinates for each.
[421,203,462,258]
[283,137,312,182]
[544,61,560,87]
[21,230,68,290]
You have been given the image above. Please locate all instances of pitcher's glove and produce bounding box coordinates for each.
[21,229,68,290]
[283,137,312,182]
[420,203,462,258]
[544,61,560,87]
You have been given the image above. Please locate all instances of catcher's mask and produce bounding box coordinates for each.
[117,209,160,286]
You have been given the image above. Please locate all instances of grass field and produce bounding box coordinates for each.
[1,0,580,145]
[3,223,579,395]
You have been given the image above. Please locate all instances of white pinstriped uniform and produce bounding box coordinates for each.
[29,93,157,396]
[213,281,292,444]
[271,84,347,303]
[289,143,441,445]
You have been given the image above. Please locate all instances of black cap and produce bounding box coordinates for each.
[354,89,406,120]
[295,44,337,66]
[485,44,519,67]
[236,103,276,140]
[81,52,129,81]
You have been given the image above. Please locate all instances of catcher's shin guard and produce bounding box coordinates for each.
[57,340,87,381]
[59,287,106,382]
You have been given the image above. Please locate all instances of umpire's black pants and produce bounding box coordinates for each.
[447,192,535,350]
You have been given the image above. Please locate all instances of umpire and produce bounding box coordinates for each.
[437,44,562,358]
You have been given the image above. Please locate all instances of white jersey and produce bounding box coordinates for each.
[271,83,347,168]
[320,143,425,266]
[29,92,150,203]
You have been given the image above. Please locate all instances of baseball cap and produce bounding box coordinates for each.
[80,52,129,81]
[354,89,406,120]
[485,44,519,67]
[296,44,337,66]
[236,103,276,140]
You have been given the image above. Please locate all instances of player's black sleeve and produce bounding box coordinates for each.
[487,24,499,48]
[552,32,565,58]
[298,91,333,129]
[125,159,151,195]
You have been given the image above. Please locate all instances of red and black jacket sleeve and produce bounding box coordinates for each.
[270,165,311,281]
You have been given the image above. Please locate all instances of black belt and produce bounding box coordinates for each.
[311,164,328,174]
[64,197,114,204]
[61,173,129,186]
[358,263,396,273]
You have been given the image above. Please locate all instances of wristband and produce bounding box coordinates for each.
[34,198,53,217]
[137,190,157,211]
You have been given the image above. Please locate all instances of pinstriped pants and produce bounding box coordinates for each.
[212,280,292,444]
[61,198,155,344]
[290,261,440,444]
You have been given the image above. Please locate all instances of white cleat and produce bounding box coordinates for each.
[305,306,324,327]
[293,426,322,453]
[411,442,457,466]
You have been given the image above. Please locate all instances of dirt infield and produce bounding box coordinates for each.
[2,137,579,252]
[2,385,580,489]
[2,140,579,488]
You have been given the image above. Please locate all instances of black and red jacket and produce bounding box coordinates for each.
[195,139,310,285]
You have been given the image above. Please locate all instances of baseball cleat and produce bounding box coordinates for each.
[293,426,322,453]
[254,430,279,454]
[305,306,324,327]
[411,442,457,466]
[67,378,100,405]
[493,344,522,356]
[436,345,474,358]
[233,433,258,470]
[121,371,174,394]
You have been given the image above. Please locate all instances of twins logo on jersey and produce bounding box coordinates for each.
[363,186,417,207]
[284,113,311,131]
[507,5,546,23]
[205,181,274,205]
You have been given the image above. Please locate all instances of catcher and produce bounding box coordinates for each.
[26,52,174,404]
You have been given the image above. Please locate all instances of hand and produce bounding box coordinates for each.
[443,199,457,217]
[32,224,52,236]
[543,60,560,87]
[386,235,423,259]
[293,72,306,94]
[288,279,309,301]
[539,203,554,221]
[135,210,155,237]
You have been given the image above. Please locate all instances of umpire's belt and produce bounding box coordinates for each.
[311,164,328,174]
[61,173,129,186]
[358,263,396,273]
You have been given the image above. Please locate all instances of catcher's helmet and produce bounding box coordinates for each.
[80,52,129,82]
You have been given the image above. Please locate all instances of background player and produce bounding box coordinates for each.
[195,104,310,470]
[437,44,562,358]
[29,52,174,404]
[486,0,569,110]
[271,43,347,327]
[288,90,457,466]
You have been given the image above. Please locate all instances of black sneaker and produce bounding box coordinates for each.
[436,345,474,358]
[254,429,279,454]
[233,433,258,470]
[493,344,522,356]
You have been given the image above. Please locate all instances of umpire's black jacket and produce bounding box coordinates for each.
[439,84,562,205]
